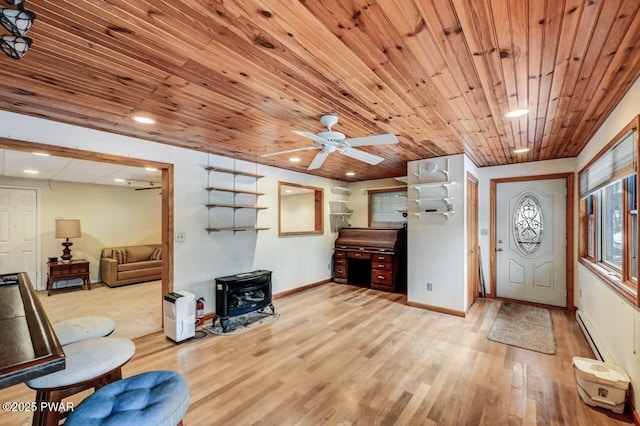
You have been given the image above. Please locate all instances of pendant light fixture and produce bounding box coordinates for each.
[0,0,35,59]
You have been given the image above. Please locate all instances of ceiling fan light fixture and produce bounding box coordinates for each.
[505,109,529,118]
[0,7,35,36]
[0,34,30,59]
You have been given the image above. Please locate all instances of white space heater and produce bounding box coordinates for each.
[164,290,196,343]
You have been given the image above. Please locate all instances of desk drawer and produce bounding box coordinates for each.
[372,262,391,270]
[372,270,392,284]
[372,254,393,263]
[334,267,347,279]
[334,251,346,259]
[347,251,371,260]
[334,258,346,266]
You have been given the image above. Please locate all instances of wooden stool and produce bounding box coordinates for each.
[26,336,135,426]
[65,370,189,426]
[52,316,116,346]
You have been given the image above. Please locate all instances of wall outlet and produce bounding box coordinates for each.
[175,232,186,242]
[427,282,433,291]
[328,263,331,270]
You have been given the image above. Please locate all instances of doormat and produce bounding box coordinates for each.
[488,303,556,355]
[203,310,279,335]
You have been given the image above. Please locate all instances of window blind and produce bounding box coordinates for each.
[370,190,407,226]
[579,129,637,199]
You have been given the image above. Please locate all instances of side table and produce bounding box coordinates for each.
[47,259,91,296]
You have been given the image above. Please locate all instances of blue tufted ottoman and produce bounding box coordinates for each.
[65,370,190,426]
[53,316,116,346]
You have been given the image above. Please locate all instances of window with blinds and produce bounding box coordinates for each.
[368,189,407,227]
[578,116,639,305]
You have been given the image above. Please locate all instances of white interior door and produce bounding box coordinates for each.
[496,178,566,307]
[0,187,38,285]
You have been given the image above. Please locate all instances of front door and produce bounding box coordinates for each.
[0,187,38,286]
[495,178,566,307]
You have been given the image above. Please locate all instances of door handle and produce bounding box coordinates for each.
[496,248,503,252]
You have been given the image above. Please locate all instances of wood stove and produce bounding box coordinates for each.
[214,270,274,332]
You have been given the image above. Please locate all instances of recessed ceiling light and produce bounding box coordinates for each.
[289,157,301,162]
[133,115,156,125]
[114,178,126,183]
[32,152,50,157]
[285,189,292,193]
[145,167,158,172]
[514,148,531,153]
[23,169,38,174]
[505,109,529,118]
[345,171,356,176]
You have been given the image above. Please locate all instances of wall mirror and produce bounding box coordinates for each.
[278,181,324,236]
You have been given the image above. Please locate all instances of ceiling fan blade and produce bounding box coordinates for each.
[345,134,398,147]
[261,146,320,157]
[308,151,329,170]
[340,147,384,165]
[292,130,328,144]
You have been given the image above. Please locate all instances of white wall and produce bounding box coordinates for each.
[0,111,343,314]
[575,77,640,408]
[406,155,466,313]
[0,176,161,287]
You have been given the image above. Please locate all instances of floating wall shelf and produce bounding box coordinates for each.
[206,203,268,210]
[205,166,265,179]
[413,211,455,220]
[205,162,268,233]
[206,227,271,233]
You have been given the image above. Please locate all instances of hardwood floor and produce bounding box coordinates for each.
[0,284,632,425]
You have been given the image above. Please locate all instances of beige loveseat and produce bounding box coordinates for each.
[100,244,162,287]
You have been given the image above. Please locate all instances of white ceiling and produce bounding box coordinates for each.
[0,150,162,189]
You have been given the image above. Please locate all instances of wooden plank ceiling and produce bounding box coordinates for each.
[0,0,638,181]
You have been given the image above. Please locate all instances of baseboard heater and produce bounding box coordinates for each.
[576,309,612,362]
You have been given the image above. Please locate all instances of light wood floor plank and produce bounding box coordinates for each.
[0,283,633,425]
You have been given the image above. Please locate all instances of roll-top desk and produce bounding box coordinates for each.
[334,227,406,293]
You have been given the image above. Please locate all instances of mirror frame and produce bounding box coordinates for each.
[278,181,324,236]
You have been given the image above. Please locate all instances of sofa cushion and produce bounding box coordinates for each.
[149,246,162,260]
[117,260,162,272]
[112,249,128,264]
[118,267,161,281]
[126,245,158,263]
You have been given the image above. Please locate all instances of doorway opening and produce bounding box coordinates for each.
[0,137,174,337]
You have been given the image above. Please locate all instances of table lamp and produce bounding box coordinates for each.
[55,219,81,262]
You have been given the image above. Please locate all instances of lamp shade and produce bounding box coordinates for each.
[55,219,81,239]
[0,8,35,36]
[0,34,30,59]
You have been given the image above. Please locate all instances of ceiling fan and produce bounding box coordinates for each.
[261,115,399,170]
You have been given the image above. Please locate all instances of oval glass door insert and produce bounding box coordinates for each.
[513,193,543,255]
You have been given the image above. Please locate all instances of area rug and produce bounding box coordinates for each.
[203,310,279,335]
[487,303,556,354]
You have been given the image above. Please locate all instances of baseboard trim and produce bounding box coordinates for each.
[273,279,331,299]
[407,301,466,317]
[632,401,640,426]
